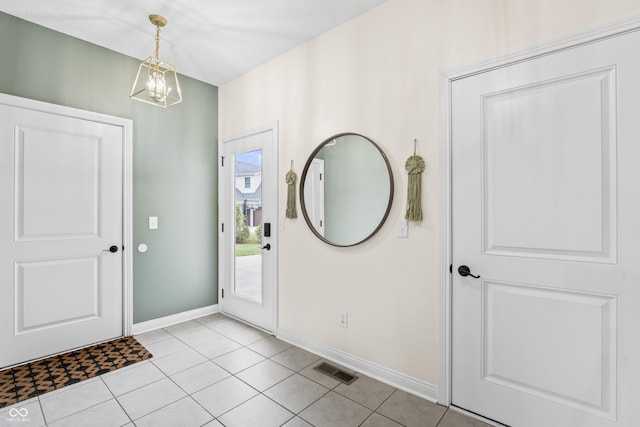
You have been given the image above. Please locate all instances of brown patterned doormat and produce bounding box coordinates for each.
[0,336,152,409]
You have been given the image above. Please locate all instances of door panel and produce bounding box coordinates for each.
[0,104,123,367]
[482,67,616,262]
[16,125,101,240]
[16,257,101,333]
[220,125,277,331]
[481,281,616,417]
[451,29,640,426]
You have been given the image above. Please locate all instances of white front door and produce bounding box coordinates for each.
[219,124,277,331]
[451,30,640,426]
[0,100,124,368]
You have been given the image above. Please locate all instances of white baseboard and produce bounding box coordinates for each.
[132,304,220,335]
[133,311,438,401]
[276,328,438,403]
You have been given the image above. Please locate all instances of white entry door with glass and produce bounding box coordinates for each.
[219,124,277,332]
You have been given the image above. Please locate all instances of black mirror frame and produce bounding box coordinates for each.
[299,132,394,247]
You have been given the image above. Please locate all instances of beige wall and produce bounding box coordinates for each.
[219,0,640,386]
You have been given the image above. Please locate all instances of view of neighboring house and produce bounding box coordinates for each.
[235,161,262,226]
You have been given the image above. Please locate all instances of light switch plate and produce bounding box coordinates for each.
[339,312,348,328]
[397,220,408,238]
[149,216,158,230]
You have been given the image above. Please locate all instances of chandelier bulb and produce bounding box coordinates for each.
[147,72,168,103]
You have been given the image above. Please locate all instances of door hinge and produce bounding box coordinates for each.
[221,288,224,298]
[221,156,225,167]
[320,173,323,181]
[449,264,452,274]
[221,223,224,232]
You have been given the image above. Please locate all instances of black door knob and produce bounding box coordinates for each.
[458,265,480,279]
[104,245,119,253]
[262,243,271,250]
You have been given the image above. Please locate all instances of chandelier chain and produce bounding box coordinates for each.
[154,26,161,59]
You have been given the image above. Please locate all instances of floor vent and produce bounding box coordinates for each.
[313,362,358,385]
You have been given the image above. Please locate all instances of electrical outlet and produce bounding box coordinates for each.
[339,311,348,328]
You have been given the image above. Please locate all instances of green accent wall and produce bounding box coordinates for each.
[0,12,219,323]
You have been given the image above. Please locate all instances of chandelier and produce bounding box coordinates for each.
[130,14,182,108]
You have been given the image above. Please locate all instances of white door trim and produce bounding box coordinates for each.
[438,14,640,406]
[219,122,279,333]
[0,93,134,337]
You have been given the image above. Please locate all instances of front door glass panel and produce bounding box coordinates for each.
[233,149,263,302]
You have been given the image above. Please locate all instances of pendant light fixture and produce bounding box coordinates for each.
[130,14,182,108]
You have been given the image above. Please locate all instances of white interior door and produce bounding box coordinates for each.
[303,158,325,237]
[451,30,640,426]
[220,124,277,331]
[0,101,124,368]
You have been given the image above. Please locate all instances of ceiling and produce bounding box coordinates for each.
[0,0,387,86]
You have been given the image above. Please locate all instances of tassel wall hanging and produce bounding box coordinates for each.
[285,161,298,219]
[405,139,425,221]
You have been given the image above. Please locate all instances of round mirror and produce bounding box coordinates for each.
[300,133,394,247]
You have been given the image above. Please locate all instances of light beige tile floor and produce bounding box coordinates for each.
[0,314,492,427]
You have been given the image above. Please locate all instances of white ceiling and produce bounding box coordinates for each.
[0,0,387,86]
